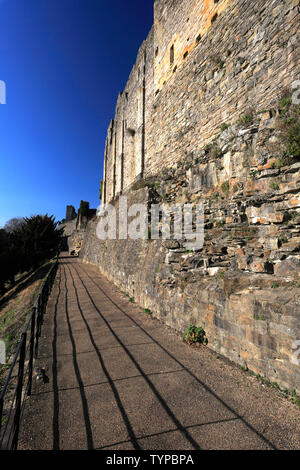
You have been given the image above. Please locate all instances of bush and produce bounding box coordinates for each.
[221,180,230,195]
[221,123,230,132]
[0,215,63,293]
[240,114,253,125]
[276,90,300,162]
[0,230,16,293]
[183,324,208,346]
[286,123,300,159]
[16,214,64,271]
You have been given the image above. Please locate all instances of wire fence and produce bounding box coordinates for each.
[0,258,58,450]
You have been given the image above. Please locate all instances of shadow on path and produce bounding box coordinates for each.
[74,262,277,450]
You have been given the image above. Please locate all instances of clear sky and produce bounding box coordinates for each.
[0,0,154,227]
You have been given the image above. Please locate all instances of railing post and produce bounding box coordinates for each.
[27,308,36,396]
[0,396,3,440]
[0,260,58,450]
[34,297,41,359]
[11,333,26,450]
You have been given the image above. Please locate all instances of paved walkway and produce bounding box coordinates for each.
[18,256,300,450]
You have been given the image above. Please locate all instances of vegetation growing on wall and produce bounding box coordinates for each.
[183,324,208,346]
[276,89,300,164]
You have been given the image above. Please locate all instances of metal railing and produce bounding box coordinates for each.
[0,258,58,450]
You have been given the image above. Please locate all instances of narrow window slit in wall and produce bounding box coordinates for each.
[173,65,177,73]
[214,0,220,4]
[183,51,189,59]
[211,13,218,24]
[170,45,174,66]
[155,47,159,57]
[196,34,201,43]
[127,128,135,137]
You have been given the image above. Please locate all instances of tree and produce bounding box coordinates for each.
[0,214,63,294]
[0,229,20,293]
[16,214,64,271]
[3,217,24,233]
[0,229,12,293]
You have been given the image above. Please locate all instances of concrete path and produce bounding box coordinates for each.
[18,256,300,450]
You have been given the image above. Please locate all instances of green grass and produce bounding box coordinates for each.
[253,314,265,321]
[221,180,230,196]
[217,269,227,279]
[221,123,229,132]
[269,181,279,191]
[1,415,7,427]
[240,114,253,125]
[240,367,300,408]
[271,282,280,289]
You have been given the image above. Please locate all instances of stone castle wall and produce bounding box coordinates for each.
[103,0,300,200]
[80,0,300,393]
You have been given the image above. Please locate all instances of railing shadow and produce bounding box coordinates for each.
[61,264,94,450]
[76,262,277,451]
[69,262,201,450]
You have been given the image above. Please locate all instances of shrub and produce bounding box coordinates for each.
[16,214,64,271]
[221,123,229,132]
[212,146,223,158]
[0,214,63,293]
[240,114,253,125]
[221,180,230,195]
[183,324,208,346]
[279,93,292,116]
[286,123,300,159]
[269,181,279,191]
[276,90,300,162]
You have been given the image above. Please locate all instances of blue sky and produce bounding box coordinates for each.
[0,0,154,227]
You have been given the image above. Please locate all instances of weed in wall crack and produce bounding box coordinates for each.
[183,324,208,346]
[240,367,300,408]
